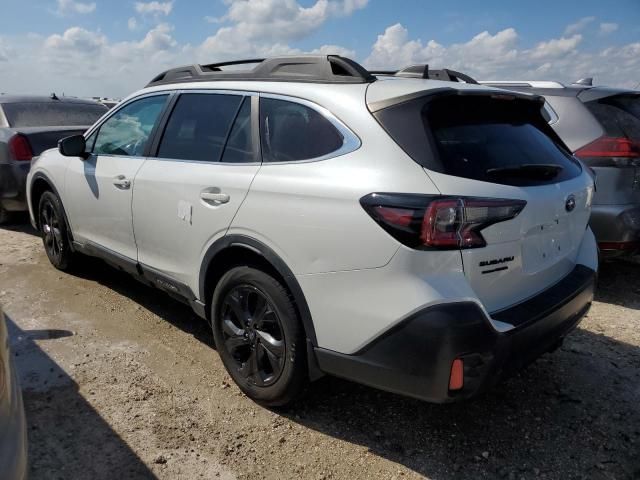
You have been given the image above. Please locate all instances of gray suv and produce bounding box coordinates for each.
[480,80,640,257]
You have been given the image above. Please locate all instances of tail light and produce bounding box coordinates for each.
[8,134,34,161]
[575,136,640,166]
[361,193,526,250]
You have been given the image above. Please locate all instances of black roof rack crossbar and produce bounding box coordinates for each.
[146,55,376,87]
[370,64,478,84]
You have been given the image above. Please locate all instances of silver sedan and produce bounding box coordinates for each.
[0,305,27,480]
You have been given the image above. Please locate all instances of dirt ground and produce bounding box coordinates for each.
[1,219,639,480]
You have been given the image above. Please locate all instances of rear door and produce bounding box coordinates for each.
[374,92,594,313]
[132,91,260,293]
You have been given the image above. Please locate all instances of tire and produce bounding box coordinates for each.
[211,266,307,407]
[38,191,75,271]
[0,207,10,226]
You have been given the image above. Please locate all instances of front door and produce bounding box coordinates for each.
[64,94,169,260]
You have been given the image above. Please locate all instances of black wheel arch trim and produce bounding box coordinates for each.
[30,172,76,248]
[199,234,318,347]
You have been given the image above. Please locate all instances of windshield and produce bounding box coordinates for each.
[2,102,107,128]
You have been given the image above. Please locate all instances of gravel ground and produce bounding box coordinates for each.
[1,220,639,480]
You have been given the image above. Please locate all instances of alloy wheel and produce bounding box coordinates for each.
[220,285,286,387]
[40,200,63,263]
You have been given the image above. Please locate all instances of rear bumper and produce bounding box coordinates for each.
[590,204,640,257]
[315,264,596,403]
[0,356,28,480]
[0,163,29,212]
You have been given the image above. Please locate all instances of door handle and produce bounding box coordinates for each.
[200,192,230,204]
[113,175,131,189]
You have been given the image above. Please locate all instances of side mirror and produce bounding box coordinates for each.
[59,135,88,159]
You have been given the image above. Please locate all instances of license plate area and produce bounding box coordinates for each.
[522,217,571,274]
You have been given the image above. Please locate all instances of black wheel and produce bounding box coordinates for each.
[212,266,307,407]
[0,207,10,225]
[38,191,75,270]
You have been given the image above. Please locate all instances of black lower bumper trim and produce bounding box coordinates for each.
[315,264,596,403]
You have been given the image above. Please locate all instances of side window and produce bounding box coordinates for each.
[541,101,558,125]
[158,93,243,162]
[260,98,344,163]
[221,97,253,163]
[93,95,168,156]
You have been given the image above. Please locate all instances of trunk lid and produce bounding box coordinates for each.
[427,171,593,312]
[13,126,89,156]
[370,87,595,313]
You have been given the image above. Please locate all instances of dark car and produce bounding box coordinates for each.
[480,79,640,258]
[0,95,108,223]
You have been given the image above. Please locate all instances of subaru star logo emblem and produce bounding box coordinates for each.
[565,195,576,212]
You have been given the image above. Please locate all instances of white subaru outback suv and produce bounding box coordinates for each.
[27,56,598,406]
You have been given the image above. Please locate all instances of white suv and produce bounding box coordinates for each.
[27,56,598,406]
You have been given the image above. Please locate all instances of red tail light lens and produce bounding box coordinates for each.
[361,193,526,250]
[8,134,34,161]
[575,136,640,166]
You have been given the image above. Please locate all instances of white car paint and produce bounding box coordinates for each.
[26,73,598,356]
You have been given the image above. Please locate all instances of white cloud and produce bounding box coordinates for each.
[364,24,518,76]
[564,16,595,35]
[54,0,96,15]
[0,7,638,99]
[364,23,639,90]
[44,27,106,53]
[199,0,369,56]
[528,34,582,59]
[599,22,619,35]
[134,1,173,16]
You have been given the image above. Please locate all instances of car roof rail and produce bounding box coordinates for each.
[370,64,478,84]
[146,55,377,87]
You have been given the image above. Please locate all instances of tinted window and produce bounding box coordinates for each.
[586,95,640,142]
[158,93,243,162]
[375,95,581,187]
[93,95,168,157]
[260,98,343,162]
[2,102,107,128]
[221,98,254,163]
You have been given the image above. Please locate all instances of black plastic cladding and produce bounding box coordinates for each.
[146,55,377,87]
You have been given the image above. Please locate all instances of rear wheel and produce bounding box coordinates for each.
[211,266,307,407]
[0,207,10,225]
[38,191,75,271]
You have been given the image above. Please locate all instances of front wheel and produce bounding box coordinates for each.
[211,266,307,407]
[38,191,75,271]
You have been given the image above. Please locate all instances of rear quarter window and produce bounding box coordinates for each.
[2,102,107,127]
[260,97,344,163]
[374,94,582,187]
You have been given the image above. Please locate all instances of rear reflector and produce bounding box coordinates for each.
[361,193,526,250]
[449,359,464,391]
[8,134,34,161]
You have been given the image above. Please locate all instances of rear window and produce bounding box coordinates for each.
[374,94,582,187]
[2,102,107,128]
[585,95,640,142]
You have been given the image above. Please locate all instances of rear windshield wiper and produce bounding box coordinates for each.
[486,163,564,180]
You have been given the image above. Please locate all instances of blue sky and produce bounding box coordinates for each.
[0,0,638,97]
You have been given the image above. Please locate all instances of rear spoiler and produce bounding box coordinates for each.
[367,86,545,113]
